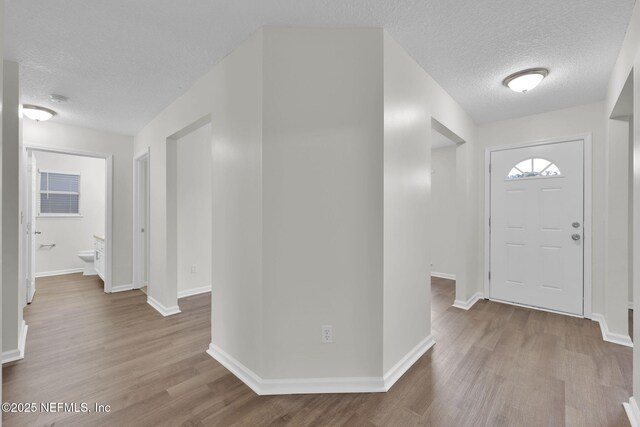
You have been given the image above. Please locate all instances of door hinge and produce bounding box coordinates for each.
[489,217,491,227]
[488,271,491,280]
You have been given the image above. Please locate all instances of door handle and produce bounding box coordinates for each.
[34,231,42,235]
[571,233,581,241]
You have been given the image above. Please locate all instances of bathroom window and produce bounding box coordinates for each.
[39,171,81,216]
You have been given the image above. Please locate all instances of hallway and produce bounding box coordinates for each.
[2,274,631,426]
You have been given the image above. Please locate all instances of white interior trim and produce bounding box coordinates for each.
[25,144,114,293]
[178,286,211,299]
[35,268,83,278]
[2,320,28,364]
[624,396,640,427]
[133,149,150,290]
[207,335,435,395]
[383,335,435,390]
[453,292,484,310]
[147,295,181,317]
[483,134,593,318]
[431,272,456,281]
[591,313,633,347]
[630,301,634,310]
[110,284,134,293]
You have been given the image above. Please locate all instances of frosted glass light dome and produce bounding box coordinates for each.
[503,68,549,93]
[22,105,57,121]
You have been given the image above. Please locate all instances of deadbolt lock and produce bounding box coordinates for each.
[572,222,580,228]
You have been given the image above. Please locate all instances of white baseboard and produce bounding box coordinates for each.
[207,335,435,395]
[431,272,456,281]
[147,296,181,317]
[35,268,83,278]
[453,292,484,310]
[383,335,435,390]
[207,343,264,394]
[591,313,633,347]
[110,284,134,293]
[2,320,28,364]
[178,286,211,299]
[624,396,640,427]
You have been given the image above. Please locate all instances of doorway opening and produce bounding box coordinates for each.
[609,70,634,343]
[430,118,466,312]
[24,147,112,302]
[168,117,213,302]
[133,150,150,295]
[484,135,592,317]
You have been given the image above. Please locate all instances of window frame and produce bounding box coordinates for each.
[37,169,83,218]
[506,157,562,180]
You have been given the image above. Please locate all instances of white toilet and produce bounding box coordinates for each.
[78,250,97,276]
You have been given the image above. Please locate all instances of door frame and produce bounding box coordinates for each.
[24,145,114,293]
[133,149,150,290]
[483,133,593,318]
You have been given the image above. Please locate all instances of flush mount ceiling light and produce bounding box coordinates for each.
[22,105,57,122]
[503,68,549,93]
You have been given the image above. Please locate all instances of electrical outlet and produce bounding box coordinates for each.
[321,325,333,344]
[190,264,198,273]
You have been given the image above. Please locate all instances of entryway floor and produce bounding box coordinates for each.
[1,274,632,426]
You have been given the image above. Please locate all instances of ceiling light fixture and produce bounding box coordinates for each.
[503,68,549,93]
[22,105,57,122]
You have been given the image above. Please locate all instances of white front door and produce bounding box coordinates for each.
[489,140,584,315]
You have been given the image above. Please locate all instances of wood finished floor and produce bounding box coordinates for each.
[2,274,632,426]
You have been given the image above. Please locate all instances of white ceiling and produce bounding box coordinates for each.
[6,0,636,136]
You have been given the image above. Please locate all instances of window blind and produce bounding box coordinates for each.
[39,171,81,215]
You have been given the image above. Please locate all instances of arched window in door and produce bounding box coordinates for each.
[507,158,561,179]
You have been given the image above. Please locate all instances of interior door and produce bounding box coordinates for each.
[489,140,584,315]
[142,157,149,286]
[26,151,37,303]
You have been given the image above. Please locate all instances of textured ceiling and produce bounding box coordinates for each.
[6,0,636,136]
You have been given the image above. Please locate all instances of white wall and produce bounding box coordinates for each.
[383,33,477,373]
[431,145,457,278]
[33,151,105,275]
[261,27,384,379]
[382,34,431,374]
[605,117,631,337]
[1,0,4,394]
[3,60,24,358]
[177,123,212,294]
[23,120,133,289]
[134,29,264,365]
[607,0,640,409]
[134,27,477,391]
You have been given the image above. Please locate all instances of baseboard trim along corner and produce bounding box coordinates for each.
[110,284,134,293]
[431,272,456,281]
[147,296,181,317]
[208,340,437,395]
[452,292,484,310]
[35,268,84,278]
[383,335,435,391]
[591,313,633,347]
[624,396,640,427]
[2,320,28,364]
[178,286,212,299]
